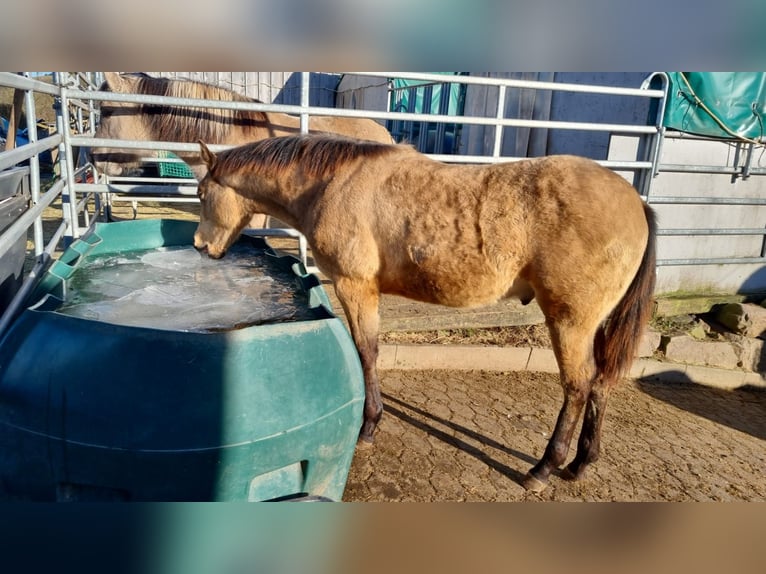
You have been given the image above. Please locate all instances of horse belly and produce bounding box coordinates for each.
[380,257,514,308]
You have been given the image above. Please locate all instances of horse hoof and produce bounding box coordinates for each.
[521,473,547,493]
[560,464,586,481]
[560,467,577,481]
[356,435,375,450]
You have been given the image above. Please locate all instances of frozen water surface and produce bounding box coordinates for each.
[56,244,315,332]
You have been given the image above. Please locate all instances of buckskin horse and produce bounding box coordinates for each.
[192,134,657,492]
[90,72,393,227]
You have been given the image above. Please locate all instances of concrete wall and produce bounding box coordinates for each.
[610,132,766,295]
[650,139,763,295]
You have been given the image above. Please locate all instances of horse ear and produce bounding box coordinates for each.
[104,72,129,92]
[199,141,217,170]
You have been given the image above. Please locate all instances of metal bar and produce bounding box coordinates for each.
[648,196,766,205]
[0,219,69,339]
[663,130,766,143]
[657,257,766,266]
[22,81,44,257]
[657,228,766,236]
[0,134,62,171]
[0,71,60,95]
[425,154,652,169]
[644,72,669,197]
[492,85,506,158]
[351,72,666,98]
[78,183,198,195]
[434,84,450,154]
[658,163,743,175]
[0,179,65,255]
[106,176,198,184]
[70,91,659,135]
[743,143,754,179]
[108,196,199,204]
[417,85,432,152]
[59,88,80,240]
[76,135,655,170]
[300,72,310,134]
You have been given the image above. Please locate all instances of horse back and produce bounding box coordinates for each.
[314,152,649,308]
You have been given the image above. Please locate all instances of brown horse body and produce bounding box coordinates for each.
[193,134,657,492]
[91,72,393,227]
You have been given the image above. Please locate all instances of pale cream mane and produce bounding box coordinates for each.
[122,75,270,144]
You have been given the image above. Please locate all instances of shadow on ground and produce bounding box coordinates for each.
[637,373,766,440]
[381,392,537,487]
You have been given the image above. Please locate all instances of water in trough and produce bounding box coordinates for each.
[56,244,314,332]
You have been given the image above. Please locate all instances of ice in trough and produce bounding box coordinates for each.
[56,244,314,332]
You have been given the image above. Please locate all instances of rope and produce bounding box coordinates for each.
[678,72,764,146]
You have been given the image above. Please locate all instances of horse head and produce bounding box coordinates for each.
[193,142,252,259]
[90,72,157,177]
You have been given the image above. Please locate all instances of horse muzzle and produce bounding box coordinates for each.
[193,239,226,260]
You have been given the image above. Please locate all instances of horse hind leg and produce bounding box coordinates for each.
[522,318,598,493]
[561,329,619,481]
[560,377,613,482]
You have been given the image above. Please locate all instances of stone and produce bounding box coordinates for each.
[688,322,708,341]
[716,302,766,339]
[728,335,766,372]
[637,329,662,357]
[715,303,752,336]
[744,303,766,339]
[663,334,740,370]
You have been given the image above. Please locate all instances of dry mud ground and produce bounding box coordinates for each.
[344,370,766,501]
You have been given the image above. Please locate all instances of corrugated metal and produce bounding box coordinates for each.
[461,72,554,158]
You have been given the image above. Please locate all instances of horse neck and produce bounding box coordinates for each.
[258,111,301,138]
[226,167,318,231]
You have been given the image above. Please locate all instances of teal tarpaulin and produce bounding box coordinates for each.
[390,73,464,116]
[663,72,766,141]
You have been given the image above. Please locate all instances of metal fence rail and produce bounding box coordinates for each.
[67,72,668,227]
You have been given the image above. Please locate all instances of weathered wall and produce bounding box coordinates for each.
[156,72,341,107]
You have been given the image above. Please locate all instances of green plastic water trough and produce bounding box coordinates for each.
[0,219,364,501]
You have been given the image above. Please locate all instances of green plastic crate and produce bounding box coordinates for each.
[157,151,196,179]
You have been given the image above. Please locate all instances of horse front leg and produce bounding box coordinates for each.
[333,276,383,444]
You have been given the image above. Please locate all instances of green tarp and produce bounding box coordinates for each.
[663,72,766,141]
[390,73,463,115]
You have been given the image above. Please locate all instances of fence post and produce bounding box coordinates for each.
[300,72,310,134]
[492,85,506,158]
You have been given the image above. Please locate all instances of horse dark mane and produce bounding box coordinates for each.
[213,134,401,180]
[103,74,270,144]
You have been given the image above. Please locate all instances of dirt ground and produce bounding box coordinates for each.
[344,369,766,501]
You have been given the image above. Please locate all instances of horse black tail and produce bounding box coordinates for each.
[594,202,657,382]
